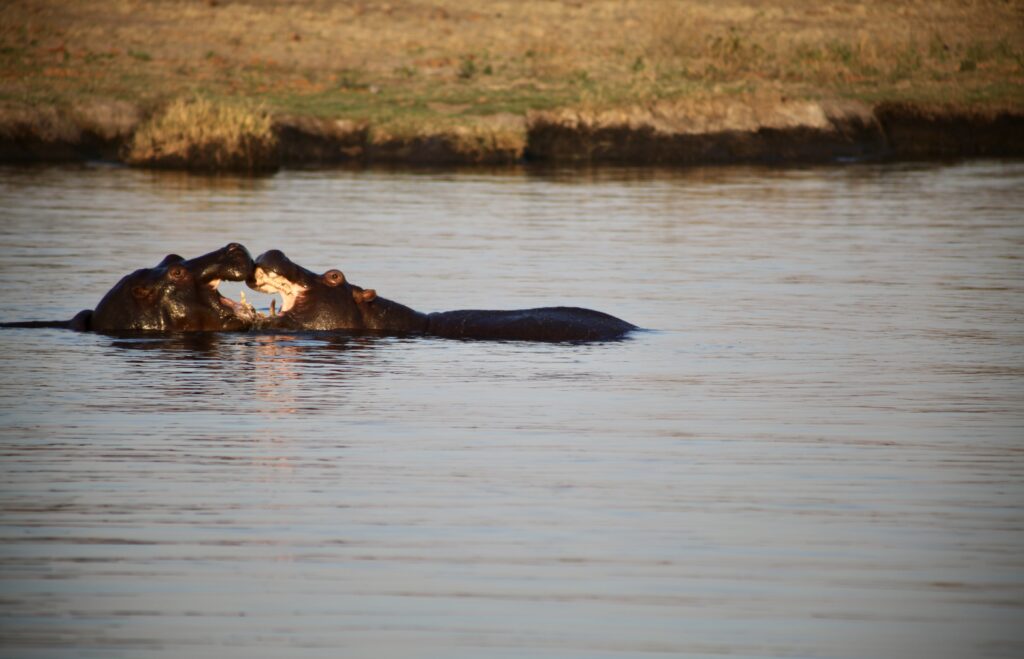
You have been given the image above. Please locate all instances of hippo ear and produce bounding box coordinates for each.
[322,269,345,287]
[353,288,376,303]
[157,254,185,267]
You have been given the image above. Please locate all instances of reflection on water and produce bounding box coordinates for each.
[0,162,1023,658]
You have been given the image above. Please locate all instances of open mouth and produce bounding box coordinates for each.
[249,267,307,314]
[211,267,308,320]
[208,278,262,319]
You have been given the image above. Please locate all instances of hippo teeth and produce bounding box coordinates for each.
[213,281,268,318]
[249,267,305,314]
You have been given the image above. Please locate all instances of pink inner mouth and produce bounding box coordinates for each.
[249,267,307,314]
[208,278,248,313]
[210,274,291,319]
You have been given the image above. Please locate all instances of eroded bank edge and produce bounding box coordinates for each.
[1,99,1021,171]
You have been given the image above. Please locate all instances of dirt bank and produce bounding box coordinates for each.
[3,1,1020,171]
[1,98,1021,171]
[0,99,139,163]
[526,99,1024,164]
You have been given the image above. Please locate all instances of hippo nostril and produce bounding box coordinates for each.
[227,242,243,252]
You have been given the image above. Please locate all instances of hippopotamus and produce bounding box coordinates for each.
[247,250,636,341]
[0,243,257,331]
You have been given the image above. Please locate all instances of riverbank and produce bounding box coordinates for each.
[2,0,1021,171]
[2,97,1023,170]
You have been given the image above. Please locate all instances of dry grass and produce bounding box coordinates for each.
[126,97,276,171]
[643,2,1023,97]
[0,0,1021,137]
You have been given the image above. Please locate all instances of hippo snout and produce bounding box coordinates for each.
[253,250,288,270]
[221,243,255,281]
[249,250,296,286]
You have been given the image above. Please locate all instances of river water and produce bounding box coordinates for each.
[0,161,1022,658]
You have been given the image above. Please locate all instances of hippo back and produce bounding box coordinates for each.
[426,306,636,342]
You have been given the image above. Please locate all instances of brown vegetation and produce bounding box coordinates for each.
[125,97,277,172]
[0,0,1021,168]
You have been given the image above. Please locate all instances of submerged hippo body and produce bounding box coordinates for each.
[0,244,257,332]
[248,250,637,342]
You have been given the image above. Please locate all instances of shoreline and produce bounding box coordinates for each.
[4,0,1020,173]
[1,99,1022,172]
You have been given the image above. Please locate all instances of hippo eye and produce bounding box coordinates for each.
[168,265,187,281]
[131,285,150,299]
[323,269,345,287]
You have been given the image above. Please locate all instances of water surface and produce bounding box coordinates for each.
[1,162,1022,658]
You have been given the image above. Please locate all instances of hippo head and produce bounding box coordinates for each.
[246,249,376,330]
[89,243,257,332]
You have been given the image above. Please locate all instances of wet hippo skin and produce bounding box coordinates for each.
[0,243,257,332]
[247,249,637,342]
